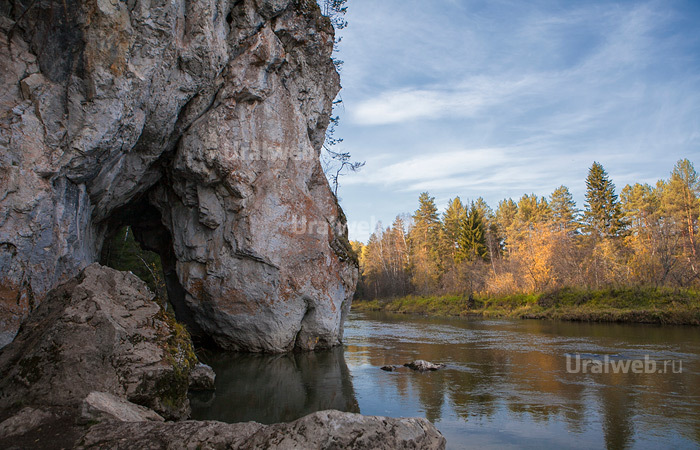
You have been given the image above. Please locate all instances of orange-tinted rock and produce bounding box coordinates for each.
[0,0,357,351]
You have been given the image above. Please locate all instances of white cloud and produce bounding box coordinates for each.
[349,77,536,126]
[335,0,700,242]
[344,148,508,185]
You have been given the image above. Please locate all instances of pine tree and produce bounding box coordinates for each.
[663,159,699,267]
[409,192,443,292]
[495,198,518,254]
[473,197,500,261]
[456,203,489,262]
[583,162,625,238]
[550,185,579,233]
[516,194,551,226]
[412,192,441,250]
[621,183,658,232]
[441,197,466,263]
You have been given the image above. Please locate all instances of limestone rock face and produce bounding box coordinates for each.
[0,0,357,351]
[0,264,196,420]
[76,410,447,450]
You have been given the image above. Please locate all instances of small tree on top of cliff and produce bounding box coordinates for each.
[321,0,348,31]
[319,0,364,198]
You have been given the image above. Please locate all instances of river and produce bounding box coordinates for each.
[190,311,700,449]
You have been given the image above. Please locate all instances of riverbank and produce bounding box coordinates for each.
[352,287,700,325]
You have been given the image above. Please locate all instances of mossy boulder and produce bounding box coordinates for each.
[0,264,195,420]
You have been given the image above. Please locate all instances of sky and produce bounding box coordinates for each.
[329,0,700,243]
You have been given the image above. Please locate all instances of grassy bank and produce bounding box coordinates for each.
[352,287,700,325]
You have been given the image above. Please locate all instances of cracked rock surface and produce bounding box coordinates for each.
[76,410,447,450]
[0,0,358,352]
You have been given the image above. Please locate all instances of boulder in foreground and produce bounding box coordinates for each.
[77,409,446,450]
[0,264,196,420]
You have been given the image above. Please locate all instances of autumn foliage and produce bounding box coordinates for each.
[354,159,700,300]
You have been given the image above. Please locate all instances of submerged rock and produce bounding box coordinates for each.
[381,365,398,372]
[0,264,196,420]
[188,363,216,391]
[404,360,447,372]
[0,0,357,353]
[76,410,446,450]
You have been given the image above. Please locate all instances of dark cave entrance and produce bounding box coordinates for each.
[99,194,207,343]
[101,224,168,303]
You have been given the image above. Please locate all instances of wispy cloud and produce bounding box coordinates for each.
[350,77,535,125]
[335,0,700,241]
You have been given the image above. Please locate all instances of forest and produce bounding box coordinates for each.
[352,159,700,307]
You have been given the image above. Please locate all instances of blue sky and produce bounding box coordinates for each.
[330,0,700,242]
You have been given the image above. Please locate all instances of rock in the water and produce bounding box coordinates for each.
[381,365,398,372]
[0,264,196,420]
[77,410,446,450]
[0,0,357,353]
[404,360,447,372]
[189,363,216,391]
[80,392,165,424]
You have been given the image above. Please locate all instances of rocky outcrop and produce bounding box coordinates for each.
[76,410,447,450]
[0,264,195,420]
[0,264,447,448]
[0,0,357,351]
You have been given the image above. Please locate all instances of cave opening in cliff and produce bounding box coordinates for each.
[101,225,168,303]
[98,194,208,345]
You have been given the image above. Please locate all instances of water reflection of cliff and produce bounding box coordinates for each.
[190,346,359,424]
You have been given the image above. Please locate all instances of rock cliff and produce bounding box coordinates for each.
[0,0,358,351]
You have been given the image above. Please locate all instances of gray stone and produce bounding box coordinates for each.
[80,392,165,424]
[0,407,54,439]
[0,0,357,353]
[189,363,216,391]
[76,410,446,449]
[404,360,447,372]
[0,264,195,420]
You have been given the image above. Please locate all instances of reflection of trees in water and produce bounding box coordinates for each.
[195,312,700,446]
[599,379,636,450]
[411,370,445,422]
[355,314,700,447]
[190,346,359,424]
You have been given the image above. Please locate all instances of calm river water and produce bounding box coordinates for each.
[191,311,700,449]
